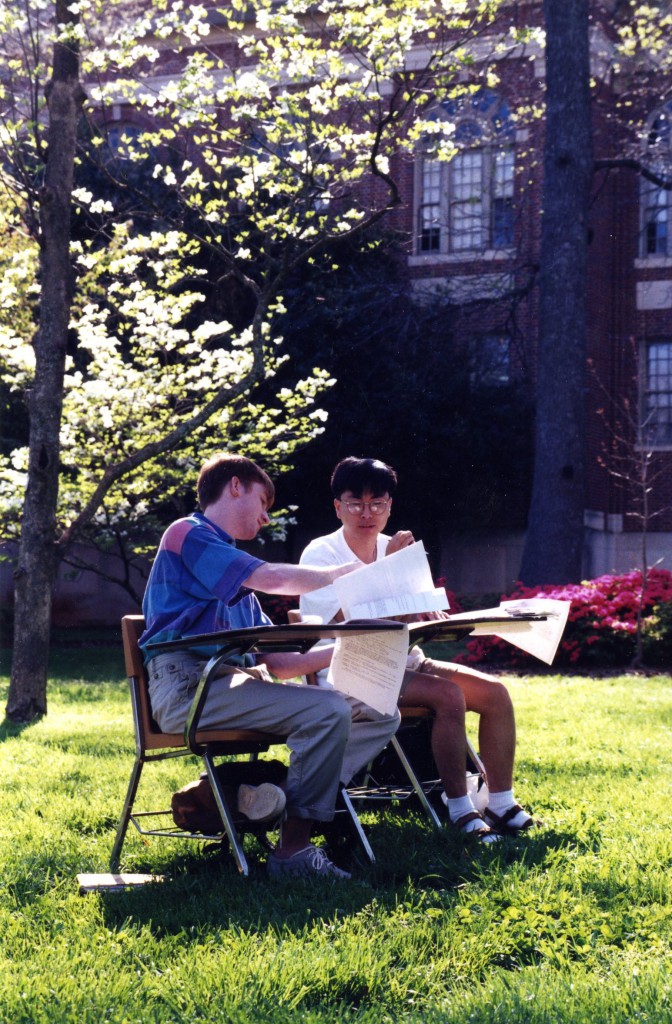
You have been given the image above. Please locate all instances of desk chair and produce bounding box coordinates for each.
[112,615,381,874]
[112,615,291,876]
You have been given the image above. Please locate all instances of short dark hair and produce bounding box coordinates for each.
[330,457,398,499]
[196,453,275,510]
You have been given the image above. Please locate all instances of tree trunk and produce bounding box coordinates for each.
[6,3,84,722]
[519,0,593,586]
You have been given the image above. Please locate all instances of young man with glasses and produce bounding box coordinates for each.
[299,456,537,842]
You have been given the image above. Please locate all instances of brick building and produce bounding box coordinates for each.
[376,5,672,589]
[73,2,672,596]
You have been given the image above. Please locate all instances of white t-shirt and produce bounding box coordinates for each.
[300,527,390,623]
[299,527,423,686]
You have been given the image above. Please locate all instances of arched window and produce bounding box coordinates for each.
[640,99,672,257]
[417,89,515,256]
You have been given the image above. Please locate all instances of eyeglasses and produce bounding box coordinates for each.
[341,499,390,516]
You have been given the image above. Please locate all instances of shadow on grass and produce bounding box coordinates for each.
[0,715,33,740]
[89,814,583,938]
[47,646,123,682]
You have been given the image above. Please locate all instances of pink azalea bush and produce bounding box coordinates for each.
[455,569,672,669]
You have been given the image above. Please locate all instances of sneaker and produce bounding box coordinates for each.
[237,783,286,825]
[267,844,351,880]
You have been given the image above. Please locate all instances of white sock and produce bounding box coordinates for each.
[488,789,531,829]
[445,794,488,833]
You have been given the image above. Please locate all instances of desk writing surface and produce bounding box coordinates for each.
[167,620,406,750]
[407,613,547,647]
[145,619,404,656]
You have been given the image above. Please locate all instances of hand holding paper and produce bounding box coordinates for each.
[332,541,449,620]
[326,542,446,713]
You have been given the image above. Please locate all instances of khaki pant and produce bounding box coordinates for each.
[148,652,399,822]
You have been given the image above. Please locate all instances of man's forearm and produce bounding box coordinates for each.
[264,645,334,680]
[245,560,355,596]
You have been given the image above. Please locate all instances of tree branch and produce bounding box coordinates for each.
[594,156,672,188]
[56,334,268,551]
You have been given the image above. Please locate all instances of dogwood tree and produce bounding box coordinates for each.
[1,0,521,720]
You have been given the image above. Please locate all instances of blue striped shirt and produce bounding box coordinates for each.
[140,511,270,661]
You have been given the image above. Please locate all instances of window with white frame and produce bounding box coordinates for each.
[640,100,672,257]
[641,340,672,447]
[417,90,515,256]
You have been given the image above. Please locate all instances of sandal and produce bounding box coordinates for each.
[483,804,538,836]
[452,810,500,844]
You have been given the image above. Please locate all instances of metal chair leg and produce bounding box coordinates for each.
[390,735,443,829]
[110,756,145,871]
[339,786,376,863]
[466,737,486,780]
[201,750,250,876]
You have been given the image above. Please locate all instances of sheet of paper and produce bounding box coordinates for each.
[327,625,410,716]
[332,541,449,620]
[467,598,571,665]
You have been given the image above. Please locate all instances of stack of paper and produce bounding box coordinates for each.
[328,542,445,714]
[448,599,571,665]
[333,541,449,619]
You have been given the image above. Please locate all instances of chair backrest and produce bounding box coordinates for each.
[122,614,147,679]
[121,614,186,750]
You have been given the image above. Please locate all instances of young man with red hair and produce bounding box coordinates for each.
[141,453,399,878]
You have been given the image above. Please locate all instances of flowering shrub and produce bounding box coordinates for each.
[455,569,672,669]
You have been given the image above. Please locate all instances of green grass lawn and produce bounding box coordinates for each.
[1,649,671,1024]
